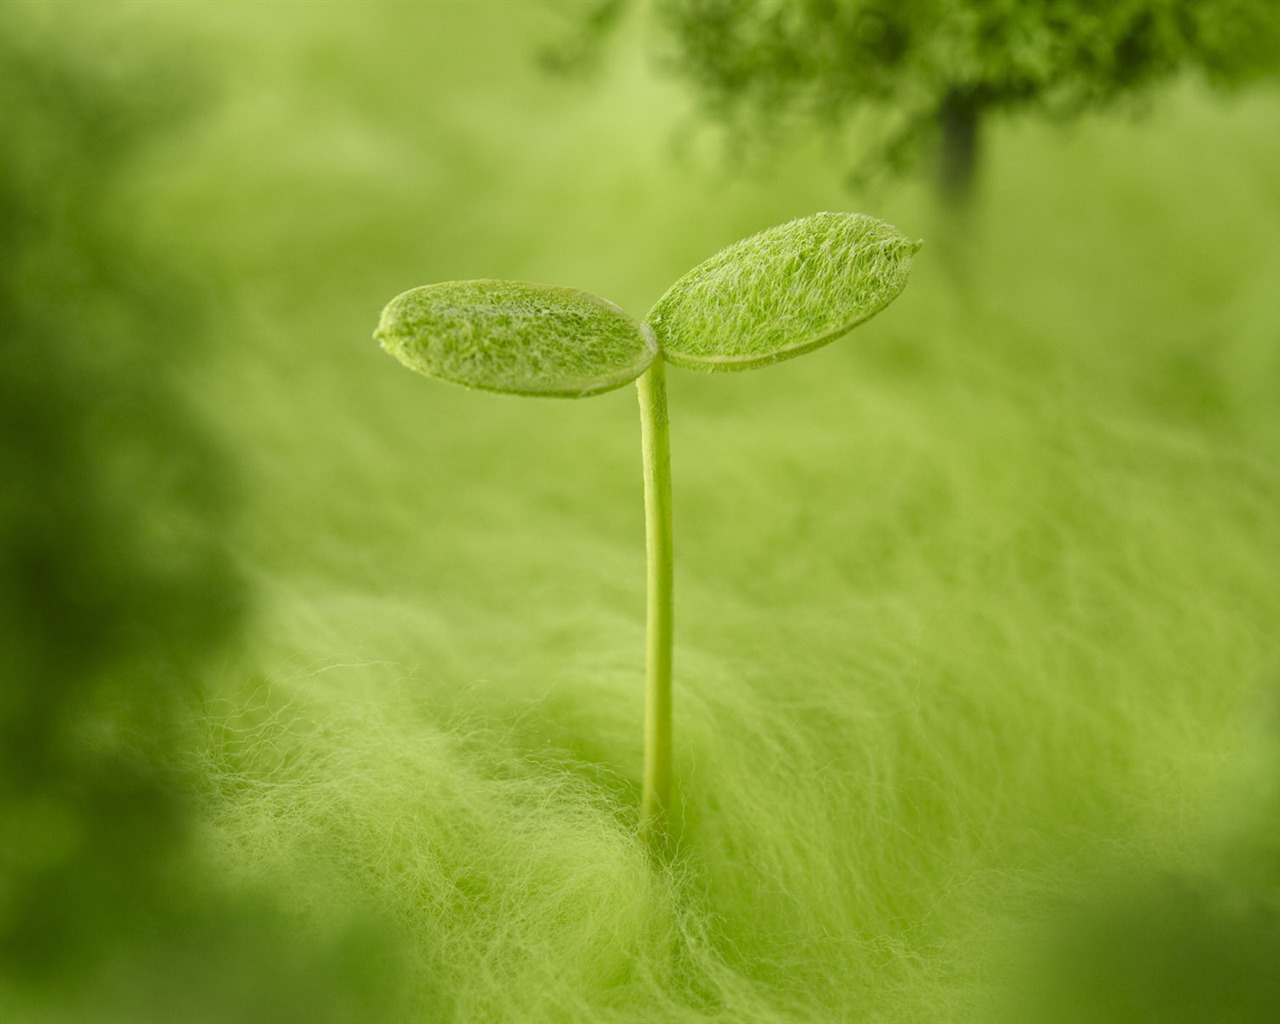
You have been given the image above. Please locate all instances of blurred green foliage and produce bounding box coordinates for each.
[0,17,411,1022]
[1028,878,1280,1022]
[1018,700,1280,1022]
[550,0,1280,199]
[0,5,238,992]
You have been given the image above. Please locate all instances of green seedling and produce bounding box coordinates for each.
[375,212,920,851]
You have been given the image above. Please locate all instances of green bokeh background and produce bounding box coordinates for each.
[3,2,1279,1021]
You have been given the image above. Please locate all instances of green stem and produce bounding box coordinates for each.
[636,356,674,851]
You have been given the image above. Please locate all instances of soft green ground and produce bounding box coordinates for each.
[8,2,1280,1021]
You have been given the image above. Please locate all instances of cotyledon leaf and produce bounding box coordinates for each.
[645,212,922,372]
[375,280,657,398]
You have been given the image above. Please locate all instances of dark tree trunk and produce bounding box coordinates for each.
[937,88,981,207]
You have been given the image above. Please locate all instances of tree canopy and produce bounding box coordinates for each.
[548,0,1280,200]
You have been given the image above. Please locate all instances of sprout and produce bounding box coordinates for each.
[375,211,921,852]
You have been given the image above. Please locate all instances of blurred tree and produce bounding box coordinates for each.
[545,0,1280,203]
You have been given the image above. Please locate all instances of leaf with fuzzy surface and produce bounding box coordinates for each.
[376,280,657,398]
[646,212,921,372]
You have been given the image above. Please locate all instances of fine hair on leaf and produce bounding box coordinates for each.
[646,212,922,372]
[376,279,656,398]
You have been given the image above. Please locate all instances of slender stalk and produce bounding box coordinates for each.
[636,356,674,850]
